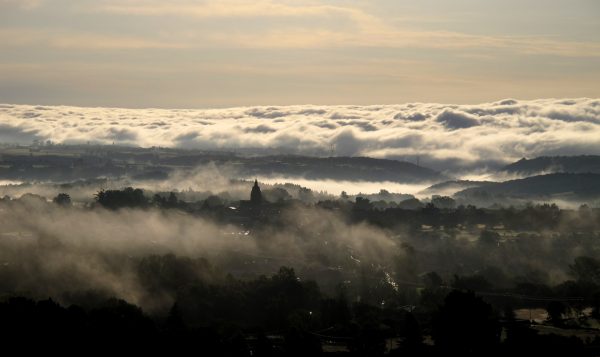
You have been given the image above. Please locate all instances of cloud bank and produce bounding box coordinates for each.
[1,98,600,172]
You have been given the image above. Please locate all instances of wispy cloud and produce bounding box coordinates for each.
[0,28,186,50]
[201,27,600,57]
[75,0,600,57]
[2,1,599,56]
[92,0,367,19]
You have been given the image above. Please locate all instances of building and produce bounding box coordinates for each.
[250,179,263,205]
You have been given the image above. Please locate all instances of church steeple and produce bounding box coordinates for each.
[250,179,262,205]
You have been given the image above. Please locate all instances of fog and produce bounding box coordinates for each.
[1,185,597,316]
[257,177,429,197]
[0,197,403,311]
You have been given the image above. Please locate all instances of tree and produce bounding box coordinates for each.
[340,191,349,200]
[452,274,491,291]
[167,192,178,207]
[422,271,443,289]
[570,256,600,284]
[355,197,373,210]
[431,290,500,354]
[546,301,567,326]
[479,230,501,246]
[401,312,423,350]
[263,187,291,203]
[53,193,72,206]
[431,195,456,209]
[202,195,223,209]
[397,198,424,210]
[95,187,148,209]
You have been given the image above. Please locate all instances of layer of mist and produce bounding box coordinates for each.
[2,186,598,314]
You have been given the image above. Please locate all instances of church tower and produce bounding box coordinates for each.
[250,179,262,205]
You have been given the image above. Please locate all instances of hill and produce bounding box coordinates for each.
[0,145,446,183]
[501,156,600,176]
[456,173,600,200]
[237,156,446,183]
[420,180,495,196]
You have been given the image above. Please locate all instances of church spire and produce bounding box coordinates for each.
[250,179,262,205]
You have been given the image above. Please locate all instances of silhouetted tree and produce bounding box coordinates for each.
[432,290,500,355]
[431,195,456,209]
[401,312,423,350]
[263,187,291,203]
[452,274,492,292]
[354,197,373,210]
[348,304,387,356]
[422,271,443,289]
[479,230,501,246]
[570,256,600,284]
[52,193,72,206]
[95,187,148,209]
[546,301,567,326]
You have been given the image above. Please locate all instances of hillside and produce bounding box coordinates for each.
[501,156,600,176]
[456,173,600,200]
[420,180,495,196]
[0,145,446,183]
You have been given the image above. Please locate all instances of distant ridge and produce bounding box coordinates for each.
[501,155,600,176]
[171,155,447,183]
[420,180,495,196]
[456,173,600,200]
[0,145,447,184]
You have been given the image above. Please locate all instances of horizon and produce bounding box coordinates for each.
[1,95,598,110]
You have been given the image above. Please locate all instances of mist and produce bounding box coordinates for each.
[0,195,402,312]
[1,183,597,316]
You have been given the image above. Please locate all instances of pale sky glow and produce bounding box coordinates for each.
[0,0,599,107]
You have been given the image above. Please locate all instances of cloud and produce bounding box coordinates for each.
[245,108,288,119]
[394,112,428,121]
[1,98,600,173]
[4,1,598,57]
[243,125,277,134]
[92,0,366,20]
[200,26,600,56]
[436,110,480,129]
[105,127,138,142]
[332,129,365,157]
[0,28,186,50]
[0,123,41,143]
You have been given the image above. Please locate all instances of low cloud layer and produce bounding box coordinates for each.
[0,198,404,310]
[1,98,600,172]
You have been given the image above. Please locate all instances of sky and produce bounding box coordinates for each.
[1,0,599,108]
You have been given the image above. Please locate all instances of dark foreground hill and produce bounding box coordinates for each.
[456,173,600,200]
[501,155,600,176]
